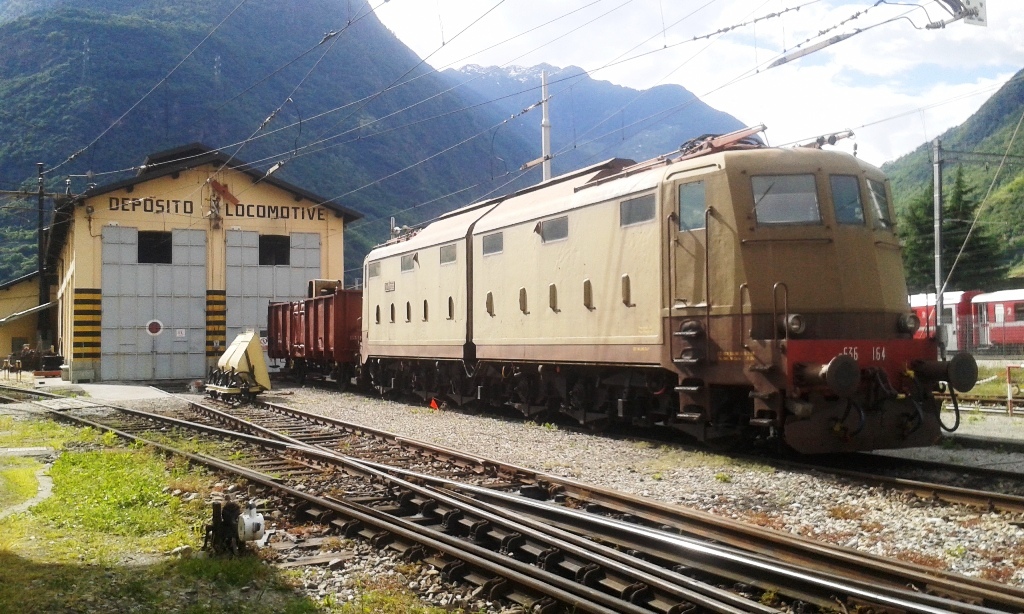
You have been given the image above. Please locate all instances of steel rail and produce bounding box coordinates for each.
[178,399,1024,614]
[357,458,1014,614]
[239,396,1024,611]
[51,398,778,613]
[44,409,639,614]
[175,399,768,613]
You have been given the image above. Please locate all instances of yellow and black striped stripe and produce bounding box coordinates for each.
[206,290,226,357]
[72,288,101,359]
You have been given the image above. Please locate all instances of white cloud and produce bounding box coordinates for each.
[374,0,1024,165]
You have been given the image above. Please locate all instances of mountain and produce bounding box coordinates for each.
[883,67,1024,281]
[444,64,746,176]
[0,0,749,285]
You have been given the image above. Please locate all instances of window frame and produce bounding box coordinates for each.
[138,230,173,264]
[439,243,457,265]
[829,174,866,225]
[482,232,503,256]
[258,234,290,266]
[537,215,569,243]
[751,173,822,226]
[620,193,656,227]
[677,181,706,231]
[867,178,894,230]
[400,253,418,272]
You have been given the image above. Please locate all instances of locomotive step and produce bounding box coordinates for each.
[749,418,776,427]
[674,412,704,423]
[672,357,703,365]
[674,385,703,393]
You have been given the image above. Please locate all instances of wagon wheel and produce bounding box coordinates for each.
[334,364,350,393]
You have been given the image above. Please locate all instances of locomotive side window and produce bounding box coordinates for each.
[390,303,395,323]
[375,305,380,324]
[537,216,568,243]
[678,181,705,231]
[401,253,418,272]
[751,174,820,225]
[620,194,655,227]
[439,244,457,265]
[830,175,865,224]
[867,179,894,229]
[447,297,455,320]
[482,232,503,255]
[367,262,380,278]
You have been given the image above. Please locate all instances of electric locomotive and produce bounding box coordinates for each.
[357,125,976,453]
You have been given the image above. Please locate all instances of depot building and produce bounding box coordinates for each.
[47,144,361,382]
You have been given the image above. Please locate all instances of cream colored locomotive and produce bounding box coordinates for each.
[360,126,976,453]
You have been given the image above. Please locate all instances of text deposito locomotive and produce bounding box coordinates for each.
[269,126,977,454]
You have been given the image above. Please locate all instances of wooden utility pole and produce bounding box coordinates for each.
[36,162,48,350]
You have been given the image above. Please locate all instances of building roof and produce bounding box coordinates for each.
[44,143,363,274]
[0,272,38,292]
[80,143,362,223]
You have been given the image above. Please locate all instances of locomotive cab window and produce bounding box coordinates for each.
[367,262,381,278]
[752,174,820,225]
[867,178,894,230]
[830,175,865,225]
[536,216,568,243]
[482,232,503,255]
[620,194,655,226]
[259,234,290,265]
[678,181,705,231]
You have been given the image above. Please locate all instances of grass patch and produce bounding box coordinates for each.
[328,574,455,614]
[0,415,102,450]
[0,456,41,508]
[0,416,322,613]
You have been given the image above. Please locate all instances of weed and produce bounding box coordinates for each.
[759,587,779,606]
[714,472,732,483]
[827,505,864,521]
[542,422,557,431]
[946,544,967,559]
[651,472,663,481]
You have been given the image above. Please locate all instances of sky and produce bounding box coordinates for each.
[373,0,1022,167]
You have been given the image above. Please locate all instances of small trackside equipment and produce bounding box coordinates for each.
[206,330,271,405]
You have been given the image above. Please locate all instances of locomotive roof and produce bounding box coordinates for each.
[366,144,881,263]
[972,289,1024,303]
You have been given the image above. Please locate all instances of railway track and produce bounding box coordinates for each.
[19,391,1019,613]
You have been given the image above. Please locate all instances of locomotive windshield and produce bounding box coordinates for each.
[830,175,866,225]
[751,174,820,225]
[867,178,894,230]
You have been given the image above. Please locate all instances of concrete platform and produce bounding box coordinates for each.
[33,378,169,402]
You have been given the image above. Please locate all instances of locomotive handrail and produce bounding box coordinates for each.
[739,283,751,350]
[772,282,790,343]
[741,237,832,244]
[704,207,714,355]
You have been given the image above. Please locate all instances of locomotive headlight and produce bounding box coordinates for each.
[898,313,921,334]
[785,313,806,336]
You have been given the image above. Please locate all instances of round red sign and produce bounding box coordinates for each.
[146,320,163,336]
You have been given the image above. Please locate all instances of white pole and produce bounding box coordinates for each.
[541,70,552,182]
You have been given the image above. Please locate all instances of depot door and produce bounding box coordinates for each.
[100,227,208,380]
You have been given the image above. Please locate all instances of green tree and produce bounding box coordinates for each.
[898,166,1005,293]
